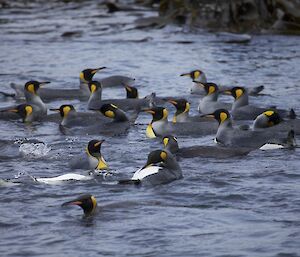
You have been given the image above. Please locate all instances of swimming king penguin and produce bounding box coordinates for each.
[119,149,182,186]
[69,139,108,171]
[204,109,295,149]
[62,194,97,216]
[143,106,218,138]
[0,104,36,123]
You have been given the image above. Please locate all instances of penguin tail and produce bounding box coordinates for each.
[118,179,141,185]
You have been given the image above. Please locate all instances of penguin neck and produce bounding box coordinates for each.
[165,142,179,154]
[86,149,108,170]
[61,110,77,126]
[88,90,102,106]
[79,80,91,96]
[219,119,233,129]
[203,92,218,102]
[232,94,248,110]
[111,109,128,122]
[164,152,181,171]
[253,114,268,130]
[25,92,47,115]
[173,111,189,123]
[216,119,232,145]
[149,119,168,137]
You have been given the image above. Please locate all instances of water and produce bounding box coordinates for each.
[0,1,300,256]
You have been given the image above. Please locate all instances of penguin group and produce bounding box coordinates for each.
[1,67,298,216]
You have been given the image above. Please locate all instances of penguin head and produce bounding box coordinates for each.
[24,81,50,95]
[62,194,97,215]
[87,139,104,158]
[143,107,168,122]
[50,104,75,118]
[263,110,282,127]
[99,104,128,122]
[205,109,231,124]
[124,85,138,99]
[224,87,246,99]
[144,149,168,168]
[79,67,106,83]
[5,104,33,122]
[168,99,190,115]
[193,82,218,96]
[180,69,203,80]
[162,135,179,154]
[88,81,102,94]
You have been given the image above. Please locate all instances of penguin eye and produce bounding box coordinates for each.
[160,151,167,160]
[263,110,274,117]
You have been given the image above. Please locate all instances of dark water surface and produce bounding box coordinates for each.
[0,1,300,257]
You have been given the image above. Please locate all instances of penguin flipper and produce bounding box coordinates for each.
[118,179,141,185]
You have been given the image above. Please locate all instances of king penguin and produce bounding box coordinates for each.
[119,149,182,186]
[62,194,97,216]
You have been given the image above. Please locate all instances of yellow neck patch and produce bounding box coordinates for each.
[172,116,177,123]
[97,156,108,170]
[91,196,97,212]
[162,108,168,120]
[264,110,274,117]
[163,137,169,147]
[194,70,200,79]
[235,89,243,99]
[104,110,115,118]
[220,112,228,123]
[208,86,215,95]
[90,84,97,93]
[184,102,190,113]
[27,84,35,94]
[25,106,33,116]
[160,151,167,160]
[63,106,72,117]
[146,124,156,138]
[79,72,85,81]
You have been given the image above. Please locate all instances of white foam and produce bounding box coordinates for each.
[19,143,51,157]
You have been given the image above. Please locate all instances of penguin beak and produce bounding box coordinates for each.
[3,108,18,113]
[49,108,60,112]
[94,140,105,147]
[167,100,177,105]
[222,90,232,95]
[143,109,155,115]
[61,200,82,207]
[92,67,106,74]
[200,113,215,118]
[180,73,190,77]
[38,81,51,87]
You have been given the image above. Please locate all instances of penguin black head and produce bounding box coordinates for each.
[224,87,246,99]
[62,194,97,215]
[205,109,231,124]
[50,104,75,118]
[144,149,168,168]
[168,99,190,115]
[263,110,282,126]
[143,107,168,122]
[124,85,138,99]
[180,69,203,80]
[88,81,102,94]
[24,81,50,95]
[162,135,179,154]
[99,103,128,122]
[87,139,104,157]
[79,67,106,83]
[5,104,33,122]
